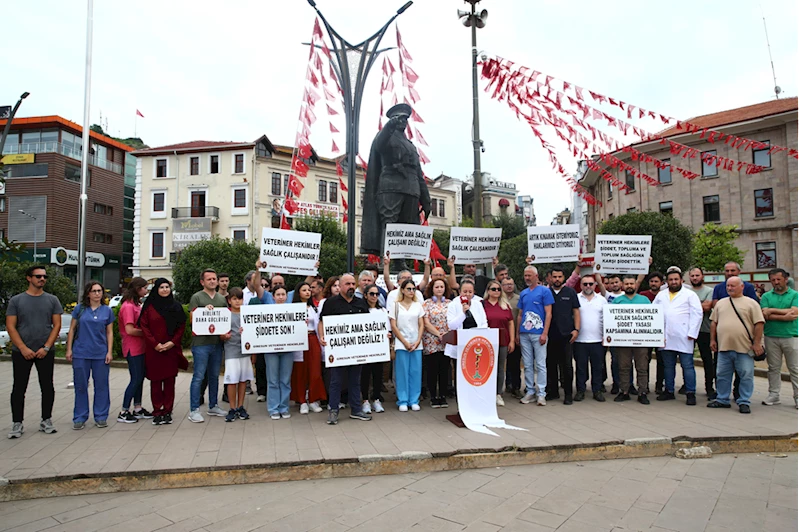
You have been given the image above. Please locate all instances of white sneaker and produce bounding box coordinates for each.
[362,401,372,414]
[762,394,781,406]
[257,395,266,402]
[281,412,291,419]
[537,396,547,406]
[270,413,280,420]
[207,406,226,417]
[520,393,535,404]
[188,409,204,423]
[496,394,505,407]
[299,403,310,415]
[309,401,323,413]
[373,399,385,413]
[399,405,409,412]
[339,403,348,409]
[410,404,421,411]
[8,422,23,439]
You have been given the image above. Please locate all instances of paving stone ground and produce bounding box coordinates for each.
[0,361,796,481]
[0,452,795,531]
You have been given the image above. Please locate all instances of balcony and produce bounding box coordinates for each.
[172,206,220,220]
[2,142,123,174]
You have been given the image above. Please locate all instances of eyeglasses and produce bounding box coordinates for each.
[33,274,48,279]
[90,289,103,293]
[582,282,595,286]
[488,287,501,292]
[367,292,379,297]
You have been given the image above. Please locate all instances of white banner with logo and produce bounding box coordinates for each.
[593,235,651,274]
[259,228,321,276]
[191,307,231,336]
[449,227,502,264]
[527,224,580,263]
[384,223,433,261]
[322,312,390,368]
[240,303,309,354]
[457,328,526,437]
[602,305,664,347]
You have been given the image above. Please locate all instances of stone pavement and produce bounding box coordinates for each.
[0,452,795,531]
[0,361,797,481]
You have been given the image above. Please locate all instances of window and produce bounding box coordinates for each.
[360,187,364,207]
[233,229,247,241]
[701,150,718,177]
[625,170,636,191]
[284,174,289,194]
[753,141,771,168]
[318,181,327,202]
[658,159,672,184]
[190,157,199,176]
[0,198,5,212]
[107,206,113,216]
[703,195,720,222]
[105,234,112,244]
[209,155,219,174]
[608,181,613,200]
[234,188,247,208]
[271,172,281,195]
[0,229,4,240]
[256,142,270,158]
[627,207,637,214]
[93,232,112,243]
[8,163,48,178]
[438,199,445,218]
[608,213,614,220]
[156,159,168,178]
[234,154,244,174]
[754,188,773,218]
[431,199,438,217]
[152,192,166,217]
[756,242,777,269]
[94,203,105,214]
[64,164,90,185]
[659,201,673,216]
[151,232,165,258]
[329,181,338,204]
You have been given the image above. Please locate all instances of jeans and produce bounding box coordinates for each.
[765,336,799,401]
[716,351,755,406]
[574,343,605,393]
[265,352,293,415]
[73,357,111,423]
[505,343,522,392]
[190,343,223,411]
[11,350,55,423]
[425,351,450,399]
[697,332,715,392]
[395,349,422,406]
[609,347,623,387]
[546,334,573,398]
[361,362,384,402]
[123,354,146,410]
[329,365,363,413]
[520,333,547,398]
[661,350,696,394]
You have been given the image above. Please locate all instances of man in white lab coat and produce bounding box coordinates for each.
[654,267,703,405]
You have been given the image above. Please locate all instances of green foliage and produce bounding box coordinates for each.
[292,214,347,283]
[293,214,346,246]
[433,229,450,260]
[491,213,527,240]
[498,234,528,291]
[599,211,694,276]
[90,123,148,150]
[0,261,76,326]
[692,224,745,273]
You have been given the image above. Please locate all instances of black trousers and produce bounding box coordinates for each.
[360,362,384,402]
[11,350,56,423]
[505,343,522,392]
[697,332,715,392]
[425,351,450,399]
[546,334,574,398]
[255,354,267,396]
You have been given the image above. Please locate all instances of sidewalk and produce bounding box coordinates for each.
[0,361,796,482]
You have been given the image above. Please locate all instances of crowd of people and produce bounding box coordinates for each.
[5,254,797,438]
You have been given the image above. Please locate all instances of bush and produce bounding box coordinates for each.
[693,223,745,273]
[0,261,76,326]
[491,213,527,240]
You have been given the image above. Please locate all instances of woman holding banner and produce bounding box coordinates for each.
[361,284,390,414]
[446,279,488,396]
[389,279,426,411]
[423,279,452,408]
[290,283,326,416]
[483,280,515,407]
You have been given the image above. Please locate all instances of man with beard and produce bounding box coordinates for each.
[545,267,581,405]
[686,268,716,399]
[611,275,652,404]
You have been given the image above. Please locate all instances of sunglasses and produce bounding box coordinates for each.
[33,274,48,279]
[582,282,595,286]
[404,287,415,291]
[488,287,501,292]
[367,292,379,296]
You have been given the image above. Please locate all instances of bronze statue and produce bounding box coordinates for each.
[361,103,431,261]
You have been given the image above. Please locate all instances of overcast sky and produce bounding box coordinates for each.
[6,0,797,225]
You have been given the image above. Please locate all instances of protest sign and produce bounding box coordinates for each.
[526,224,580,263]
[449,227,502,264]
[322,313,390,368]
[384,223,433,261]
[191,307,231,336]
[593,235,651,274]
[602,305,664,347]
[240,303,309,354]
[260,228,321,276]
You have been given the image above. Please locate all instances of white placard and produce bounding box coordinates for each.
[526,224,580,263]
[240,303,309,354]
[602,305,664,347]
[449,227,502,264]
[593,235,652,274]
[191,307,231,336]
[322,313,390,368]
[384,223,433,261]
[259,228,321,276]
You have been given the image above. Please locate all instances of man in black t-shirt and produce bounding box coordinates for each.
[545,267,581,404]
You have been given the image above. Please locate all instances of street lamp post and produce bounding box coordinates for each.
[18,209,37,262]
[0,92,31,157]
[77,0,94,300]
[306,0,413,272]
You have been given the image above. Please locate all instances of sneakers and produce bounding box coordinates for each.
[656,391,676,401]
[537,396,546,406]
[686,393,697,406]
[610,384,620,395]
[207,405,226,417]
[188,409,205,423]
[164,413,173,424]
[117,411,138,424]
[39,418,57,434]
[257,395,266,402]
[362,401,372,414]
[350,411,372,421]
[574,391,585,402]
[399,405,409,412]
[309,401,323,413]
[281,412,291,419]
[152,415,163,426]
[411,404,421,411]
[739,404,751,414]
[762,394,781,406]
[629,387,638,396]
[8,422,23,439]
[678,385,687,395]
[707,391,718,401]
[545,393,559,401]
[593,391,606,402]
[638,394,650,405]
[73,421,85,430]
[496,395,505,407]
[373,399,385,413]
[439,398,449,408]
[95,420,108,428]
[563,397,573,406]
[245,382,254,395]
[338,403,348,410]
[327,410,339,425]
[271,413,281,420]
[300,403,310,415]
[133,408,154,419]
[520,393,535,404]
[614,393,631,402]
[707,400,731,409]
[225,409,237,422]
[237,407,250,420]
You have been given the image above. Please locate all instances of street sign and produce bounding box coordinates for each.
[0,106,11,120]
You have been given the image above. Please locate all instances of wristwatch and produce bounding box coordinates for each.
[42,345,51,353]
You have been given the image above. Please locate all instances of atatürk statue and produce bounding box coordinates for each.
[360,103,431,258]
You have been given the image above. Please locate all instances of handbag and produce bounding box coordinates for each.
[728,297,767,361]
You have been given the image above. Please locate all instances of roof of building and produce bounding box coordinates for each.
[657,97,797,138]
[0,115,135,152]
[133,140,254,155]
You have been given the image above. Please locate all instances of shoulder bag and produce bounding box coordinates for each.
[728,298,767,361]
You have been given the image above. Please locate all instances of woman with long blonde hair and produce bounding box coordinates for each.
[482,279,515,406]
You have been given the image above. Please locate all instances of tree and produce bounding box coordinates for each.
[0,261,76,326]
[171,237,259,303]
[498,233,528,291]
[599,211,694,277]
[432,229,450,261]
[692,223,745,273]
[491,213,527,240]
[293,214,347,283]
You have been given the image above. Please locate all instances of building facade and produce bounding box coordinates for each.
[516,194,536,226]
[462,172,519,223]
[0,115,133,291]
[578,98,798,275]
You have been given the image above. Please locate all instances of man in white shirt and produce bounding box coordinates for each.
[574,274,608,402]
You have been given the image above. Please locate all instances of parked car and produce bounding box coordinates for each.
[0,313,72,349]
[109,295,123,309]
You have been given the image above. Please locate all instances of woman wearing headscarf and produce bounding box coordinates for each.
[138,278,187,426]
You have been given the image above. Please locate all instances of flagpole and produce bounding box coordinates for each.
[134,113,137,137]
[76,0,93,301]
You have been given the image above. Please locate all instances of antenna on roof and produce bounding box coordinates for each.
[759,3,781,99]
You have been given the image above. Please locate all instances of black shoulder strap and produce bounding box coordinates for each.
[728,298,754,345]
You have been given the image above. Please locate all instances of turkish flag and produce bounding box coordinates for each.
[291,157,309,177]
[298,143,312,159]
[284,198,299,215]
[135,109,144,118]
[287,175,304,196]
[280,215,291,230]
